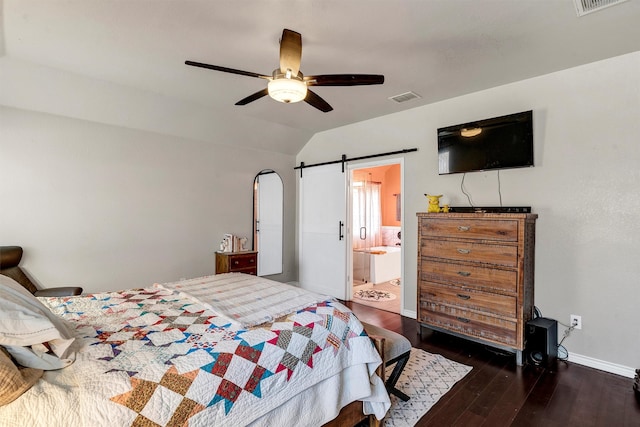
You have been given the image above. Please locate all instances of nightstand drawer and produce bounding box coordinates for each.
[229,253,256,269]
[216,251,258,274]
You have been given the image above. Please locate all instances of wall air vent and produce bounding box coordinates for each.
[573,0,628,16]
[388,91,421,104]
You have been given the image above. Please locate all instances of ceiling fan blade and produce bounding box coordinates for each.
[279,29,302,76]
[304,89,333,113]
[305,74,384,86]
[235,88,270,106]
[185,60,270,80]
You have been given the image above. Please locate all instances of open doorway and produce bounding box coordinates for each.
[349,161,402,314]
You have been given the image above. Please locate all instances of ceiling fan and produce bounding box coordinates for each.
[185,29,384,113]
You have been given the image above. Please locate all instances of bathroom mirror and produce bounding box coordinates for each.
[253,170,283,276]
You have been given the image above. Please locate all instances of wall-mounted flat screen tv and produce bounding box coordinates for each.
[438,110,533,175]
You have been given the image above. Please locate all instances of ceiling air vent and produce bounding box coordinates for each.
[573,0,628,16]
[388,91,421,104]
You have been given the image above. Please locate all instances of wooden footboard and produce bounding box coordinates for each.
[322,336,386,427]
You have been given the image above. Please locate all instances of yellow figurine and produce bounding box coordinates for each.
[425,194,443,213]
[441,204,450,213]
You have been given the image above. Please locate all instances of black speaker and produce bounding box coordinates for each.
[525,317,558,366]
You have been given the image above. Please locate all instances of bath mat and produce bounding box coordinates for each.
[353,289,396,301]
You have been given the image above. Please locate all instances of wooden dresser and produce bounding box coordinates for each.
[416,212,537,364]
[215,251,258,275]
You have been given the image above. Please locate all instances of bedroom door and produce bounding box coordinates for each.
[298,163,347,299]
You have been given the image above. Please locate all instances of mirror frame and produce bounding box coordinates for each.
[252,169,284,276]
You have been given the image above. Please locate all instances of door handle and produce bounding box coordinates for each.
[360,226,367,240]
[339,221,344,241]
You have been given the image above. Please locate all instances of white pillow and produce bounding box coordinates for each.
[3,343,74,370]
[0,275,75,369]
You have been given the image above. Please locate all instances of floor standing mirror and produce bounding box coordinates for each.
[253,170,283,276]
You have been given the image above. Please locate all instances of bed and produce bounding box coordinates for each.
[0,272,390,426]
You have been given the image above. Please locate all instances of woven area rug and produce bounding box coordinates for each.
[353,289,396,301]
[383,348,472,426]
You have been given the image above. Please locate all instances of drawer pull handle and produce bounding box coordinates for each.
[456,317,471,323]
[457,248,471,254]
[250,259,255,263]
[457,271,471,277]
[457,294,471,300]
[458,226,471,231]
[234,261,239,265]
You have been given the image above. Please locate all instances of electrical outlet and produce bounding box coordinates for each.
[570,314,582,330]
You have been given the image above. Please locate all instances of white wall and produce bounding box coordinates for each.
[297,52,640,371]
[0,106,297,292]
[0,57,313,156]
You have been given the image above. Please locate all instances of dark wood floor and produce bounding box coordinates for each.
[344,301,640,427]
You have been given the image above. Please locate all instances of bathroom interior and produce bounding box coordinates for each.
[351,163,402,314]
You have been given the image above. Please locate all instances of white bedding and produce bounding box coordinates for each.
[0,275,390,426]
[160,273,330,328]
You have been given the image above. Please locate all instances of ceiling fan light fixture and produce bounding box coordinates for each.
[185,29,384,112]
[268,74,307,103]
[460,127,482,137]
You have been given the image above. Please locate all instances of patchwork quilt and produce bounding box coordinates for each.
[0,278,389,427]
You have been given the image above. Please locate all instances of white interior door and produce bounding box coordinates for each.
[298,163,347,299]
[256,172,283,276]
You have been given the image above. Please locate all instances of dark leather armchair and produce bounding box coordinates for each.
[0,246,82,297]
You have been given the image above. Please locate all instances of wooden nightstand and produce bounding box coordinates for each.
[215,251,258,275]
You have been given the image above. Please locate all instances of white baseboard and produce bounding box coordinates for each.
[401,308,417,319]
[568,352,635,378]
[345,297,633,379]
[401,310,633,378]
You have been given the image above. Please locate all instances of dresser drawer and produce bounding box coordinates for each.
[419,303,518,347]
[419,282,516,318]
[421,239,518,267]
[420,259,517,294]
[420,218,518,242]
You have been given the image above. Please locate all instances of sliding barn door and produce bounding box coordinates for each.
[298,164,347,299]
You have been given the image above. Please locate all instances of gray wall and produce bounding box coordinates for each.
[297,52,640,372]
[0,106,297,291]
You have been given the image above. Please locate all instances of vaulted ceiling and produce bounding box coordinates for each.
[1,0,639,155]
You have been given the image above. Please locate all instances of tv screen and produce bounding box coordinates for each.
[438,110,534,175]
